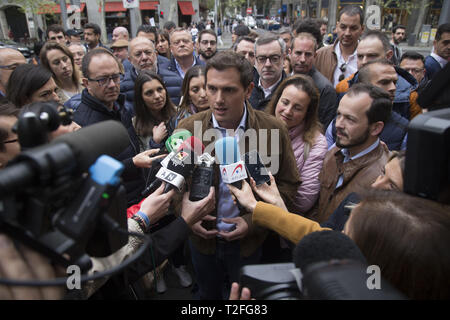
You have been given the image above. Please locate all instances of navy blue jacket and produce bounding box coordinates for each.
[73,89,146,205]
[327,110,409,151]
[161,55,205,105]
[120,56,185,114]
[424,55,442,80]
[249,68,286,111]
[339,67,418,120]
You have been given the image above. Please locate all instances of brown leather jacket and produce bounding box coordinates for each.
[314,42,338,84]
[311,141,390,223]
[176,104,301,257]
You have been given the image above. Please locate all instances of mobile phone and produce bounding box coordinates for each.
[244,150,271,186]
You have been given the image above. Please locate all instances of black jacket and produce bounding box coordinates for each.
[249,68,287,111]
[73,89,146,205]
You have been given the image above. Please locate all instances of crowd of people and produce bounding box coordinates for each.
[0,4,449,301]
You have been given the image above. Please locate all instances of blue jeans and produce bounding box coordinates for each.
[189,238,262,300]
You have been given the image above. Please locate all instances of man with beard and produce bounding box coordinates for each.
[248,34,287,111]
[73,48,156,205]
[196,29,218,62]
[326,59,410,151]
[311,83,391,223]
[390,25,406,65]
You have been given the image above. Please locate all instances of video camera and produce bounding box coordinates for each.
[0,116,130,273]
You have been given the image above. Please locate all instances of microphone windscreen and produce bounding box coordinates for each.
[214,136,240,165]
[51,120,129,173]
[293,230,367,271]
[167,150,194,178]
[165,129,192,152]
[178,136,205,155]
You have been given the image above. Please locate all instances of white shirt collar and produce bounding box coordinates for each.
[258,74,283,98]
[430,52,448,68]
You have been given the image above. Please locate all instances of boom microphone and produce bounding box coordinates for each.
[214,136,247,188]
[0,120,129,195]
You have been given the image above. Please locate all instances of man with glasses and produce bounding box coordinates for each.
[314,5,364,88]
[290,32,337,128]
[169,28,205,79]
[0,48,26,97]
[196,29,218,62]
[120,37,183,110]
[399,51,428,92]
[73,48,155,206]
[249,34,287,111]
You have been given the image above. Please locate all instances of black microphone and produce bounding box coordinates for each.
[154,136,201,193]
[189,152,215,201]
[0,120,129,195]
[293,230,406,300]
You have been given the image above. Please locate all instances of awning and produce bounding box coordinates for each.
[178,1,195,15]
[140,1,159,10]
[38,3,86,14]
[104,2,127,12]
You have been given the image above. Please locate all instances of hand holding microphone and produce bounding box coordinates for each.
[249,172,287,212]
[139,182,176,225]
[214,136,247,189]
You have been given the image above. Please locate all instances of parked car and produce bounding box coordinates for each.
[0,39,35,63]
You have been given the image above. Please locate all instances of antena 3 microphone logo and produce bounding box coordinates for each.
[190,121,281,174]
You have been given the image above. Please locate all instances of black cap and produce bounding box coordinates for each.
[66,29,82,37]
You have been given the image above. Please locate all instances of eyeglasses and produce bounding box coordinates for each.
[0,63,23,71]
[200,40,217,46]
[87,73,121,86]
[256,54,281,64]
[133,49,154,58]
[338,63,347,81]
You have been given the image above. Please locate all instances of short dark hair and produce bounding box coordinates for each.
[206,51,253,89]
[81,47,122,78]
[361,29,391,52]
[84,23,101,35]
[338,5,364,26]
[6,64,53,107]
[233,25,250,37]
[347,83,392,125]
[436,23,450,41]
[198,29,217,42]
[400,51,425,64]
[136,25,159,43]
[358,58,394,85]
[46,24,66,39]
[163,21,176,31]
[293,18,322,45]
[233,36,255,50]
[392,25,406,33]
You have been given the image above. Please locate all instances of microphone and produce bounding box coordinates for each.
[189,145,215,201]
[159,130,192,168]
[293,230,406,299]
[155,136,201,193]
[214,136,247,189]
[0,120,129,195]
